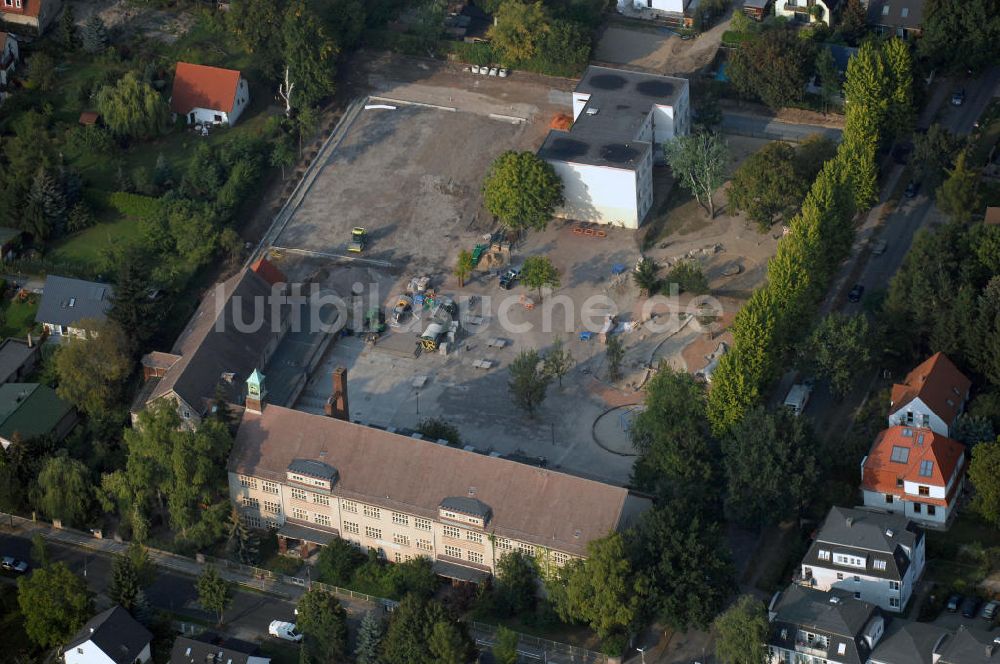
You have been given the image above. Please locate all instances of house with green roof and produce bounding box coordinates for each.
[0,383,77,449]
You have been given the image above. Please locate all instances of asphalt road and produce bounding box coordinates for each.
[0,533,300,643]
[721,111,843,142]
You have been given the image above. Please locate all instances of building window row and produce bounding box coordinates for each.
[468,550,484,564]
[466,531,483,544]
[242,514,262,529]
[261,481,279,495]
[239,475,258,489]
[343,500,358,514]
[242,496,259,509]
[290,488,307,502]
[552,551,569,566]
[263,500,281,515]
[392,512,409,526]
[315,513,331,527]
[415,517,432,531]
[443,525,461,539]
[833,553,866,569]
[292,507,307,520]
[495,537,512,551]
[417,539,433,551]
[344,521,360,535]
[365,526,382,540]
[394,533,410,547]
[444,545,462,559]
[364,505,381,519]
[313,494,330,506]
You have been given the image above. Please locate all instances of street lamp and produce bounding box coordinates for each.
[636,645,646,664]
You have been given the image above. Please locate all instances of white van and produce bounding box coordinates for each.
[269,621,302,642]
[784,384,812,416]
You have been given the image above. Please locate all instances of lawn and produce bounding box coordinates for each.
[0,297,40,339]
[49,213,146,273]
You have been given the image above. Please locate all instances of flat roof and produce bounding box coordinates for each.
[538,65,687,170]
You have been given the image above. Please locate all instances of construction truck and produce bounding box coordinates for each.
[349,227,367,253]
[390,295,414,327]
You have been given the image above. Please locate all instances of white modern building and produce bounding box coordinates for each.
[619,0,690,14]
[538,65,690,229]
[888,352,971,437]
[798,507,925,613]
[64,606,152,664]
[170,62,250,127]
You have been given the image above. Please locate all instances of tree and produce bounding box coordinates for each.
[282,0,338,108]
[838,0,868,44]
[606,336,625,381]
[542,336,574,386]
[297,589,349,663]
[969,439,1000,528]
[549,533,646,639]
[26,52,56,92]
[226,508,259,565]
[816,47,840,114]
[25,167,67,240]
[727,142,802,230]
[17,562,93,649]
[664,132,727,218]
[918,0,1000,73]
[519,256,561,302]
[271,135,297,178]
[630,506,733,630]
[380,594,433,664]
[453,249,474,287]
[483,151,564,231]
[81,15,109,53]
[355,611,384,664]
[316,537,365,585]
[34,455,91,526]
[109,550,141,611]
[30,533,49,569]
[508,349,551,416]
[953,414,995,448]
[417,417,461,445]
[495,550,538,616]
[728,29,813,109]
[713,595,769,664]
[912,124,960,188]
[883,38,915,140]
[59,4,79,49]
[97,73,167,140]
[936,152,980,224]
[428,620,470,664]
[798,313,872,398]
[694,89,723,131]
[722,406,818,528]
[109,246,162,353]
[488,0,551,63]
[631,368,716,511]
[196,566,233,626]
[492,626,520,664]
[667,260,709,294]
[226,0,283,56]
[54,318,132,417]
[633,257,660,296]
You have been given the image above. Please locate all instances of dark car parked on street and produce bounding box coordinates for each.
[947,594,963,612]
[961,596,981,619]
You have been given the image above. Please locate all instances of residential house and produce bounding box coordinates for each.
[0,31,18,86]
[936,626,1000,663]
[621,0,690,15]
[742,0,773,21]
[63,605,152,664]
[0,336,41,384]
[0,0,61,33]
[0,382,77,448]
[170,633,270,664]
[135,258,290,428]
[776,0,839,26]
[170,62,250,127]
[228,368,651,581]
[538,65,690,229]
[36,275,113,340]
[867,0,925,39]
[870,620,949,664]
[798,506,925,613]
[888,352,971,437]
[807,44,857,96]
[985,207,1000,226]
[767,585,885,664]
[860,425,966,528]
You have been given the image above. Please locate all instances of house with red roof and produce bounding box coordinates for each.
[888,353,971,437]
[169,62,250,127]
[0,32,18,87]
[0,0,60,33]
[860,425,966,528]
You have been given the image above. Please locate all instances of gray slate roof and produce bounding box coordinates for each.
[802,507,921,581]
[287,458,338,481]
[37,275,112,328]
[769,585,880,664]
[867,0,925,29]
[538,65,687,170]
[170,633,268,664]
[64,606,152,664]
[0,337,37,384]
[440,496,493,520]
[871,620,949,664]
[937,626,1000,663]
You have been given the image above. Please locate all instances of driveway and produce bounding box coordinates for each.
[721,112,843,142]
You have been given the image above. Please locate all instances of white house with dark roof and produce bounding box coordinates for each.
[537,65,689,229]
[170,633,270,664]
[798,506,925,613]
[767,585,885,664]
[870,620,949,664]
[64,605,152,664]
[36,275,112,340]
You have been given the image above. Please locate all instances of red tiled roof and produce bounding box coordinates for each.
[890,352,971,425]
[169,62,241,115]
[0,0,42,18]
[250,257,287,286]
[985,207,1000,225]
[862,426,966,504]
[78,112,100,126]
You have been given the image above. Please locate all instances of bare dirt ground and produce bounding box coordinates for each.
[68,0,195,41]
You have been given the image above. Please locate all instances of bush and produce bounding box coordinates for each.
[667,260,709,294]
[65,125,117,156]
[108,192,163,219]
[449,41,499,66]
[417,417,462,445]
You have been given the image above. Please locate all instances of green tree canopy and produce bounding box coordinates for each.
[798,312,873,398]
[488,0,551,63]
[196,565,233,626]
[521,255,561,298]
[912,124,960,188]
[54,318,132,417]
[918,0,1000,73]
[355,610,384,664]
[492,626,520,664]
[18,562,93,649]
[728,28,813,109]
[96,73,167,140]
[495,550,538,616]
[282,0,339,108]
[727,142,802,231]
[664,132,728,218]
[508,348,552,416]
[483,151,564,231]
[34,454,92,527]
[936,152,981,224]
[713,595,770,664]
[969,438,1000,528]
[297,589,349,663]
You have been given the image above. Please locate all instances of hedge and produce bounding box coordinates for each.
[108,192,163,220]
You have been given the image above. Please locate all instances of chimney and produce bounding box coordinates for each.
[324,366,349,421]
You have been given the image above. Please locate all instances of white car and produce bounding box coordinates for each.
[269,620,302,642]
[1,556,28,573]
